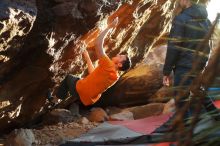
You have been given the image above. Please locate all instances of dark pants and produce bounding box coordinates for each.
[56,74,80,100]
[174,67,220,120]
[173,67,194,118]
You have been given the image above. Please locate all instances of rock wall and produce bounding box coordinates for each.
[0,0,175,134]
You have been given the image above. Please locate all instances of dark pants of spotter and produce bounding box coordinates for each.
[174,67,220,120]
[173,67,194,118]
[56,74,80,100]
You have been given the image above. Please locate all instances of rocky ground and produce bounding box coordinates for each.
[32,118,98,145]
[0,101,174,146]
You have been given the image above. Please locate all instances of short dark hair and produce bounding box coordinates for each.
[118,55,131,71]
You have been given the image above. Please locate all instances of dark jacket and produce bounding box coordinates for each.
[163,4,211,76]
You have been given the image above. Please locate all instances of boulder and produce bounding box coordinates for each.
[127,103,165,119]
[6,129,35,146]
[80,117,90,125]
[96,45,167,107]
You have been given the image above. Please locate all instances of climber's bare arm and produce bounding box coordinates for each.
[83,50,95,74]
[95,18,118,59]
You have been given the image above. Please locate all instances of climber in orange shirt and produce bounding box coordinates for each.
[48,18,131,106]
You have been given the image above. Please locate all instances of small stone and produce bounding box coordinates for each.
[72,122,80,127]
[49,127,56,131]
[88,107,109,122]
[86,124,95,129]
[110,111,134,121]
[81,117,89,124]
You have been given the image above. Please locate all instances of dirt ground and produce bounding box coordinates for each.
[32,119,99,145]
[1,102,169,145]
[0,116,99,145]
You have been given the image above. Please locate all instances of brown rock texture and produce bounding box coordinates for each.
[126,103,165,119]
[0,0,175,134]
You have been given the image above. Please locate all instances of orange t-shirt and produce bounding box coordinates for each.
[76,55,119,106]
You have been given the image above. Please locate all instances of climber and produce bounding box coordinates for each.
[48,17,131,106]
